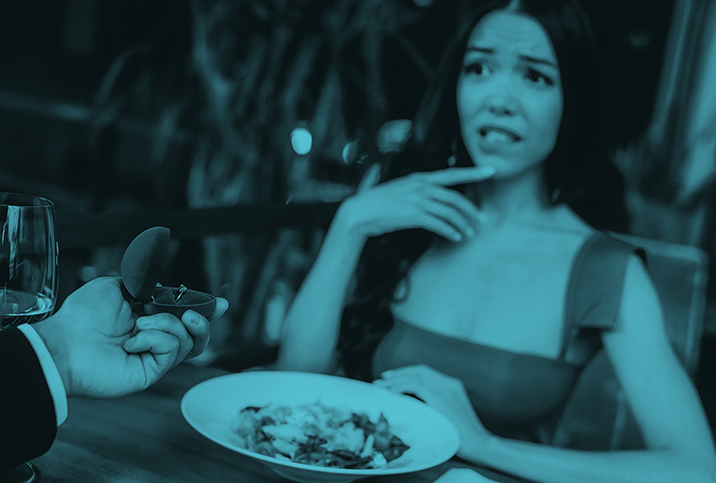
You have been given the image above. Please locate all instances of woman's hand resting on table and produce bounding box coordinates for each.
[32,277,229,399]
[374,364,493,462]
[433,468,500,482]
[336,164,495,242]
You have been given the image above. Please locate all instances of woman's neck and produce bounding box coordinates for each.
[467,166,553,227]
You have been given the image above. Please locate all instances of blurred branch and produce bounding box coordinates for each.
[180,0,425,356]
[395,33,435,79]
[55,202,339,250]
[0,89,190,143]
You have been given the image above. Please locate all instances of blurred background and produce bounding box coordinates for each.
[1,0,715,425]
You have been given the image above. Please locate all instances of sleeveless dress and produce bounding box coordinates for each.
[371,231,645,443]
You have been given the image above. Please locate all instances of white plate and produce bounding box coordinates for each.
[181,371,460,483]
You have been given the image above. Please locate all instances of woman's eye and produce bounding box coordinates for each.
[526,69,553,85]
[463,62,486,76]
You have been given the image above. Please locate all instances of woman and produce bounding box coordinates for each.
[277,0,716,481]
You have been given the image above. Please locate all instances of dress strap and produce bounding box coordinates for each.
[558,231,646,360]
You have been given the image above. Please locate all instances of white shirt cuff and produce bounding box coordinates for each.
[17,323,69,426]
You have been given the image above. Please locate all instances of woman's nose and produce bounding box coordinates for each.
[486,93,518,116]
[485,79,519,115]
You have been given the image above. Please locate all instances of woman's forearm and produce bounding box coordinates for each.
[464,435,715,483]
[276,205,367,373]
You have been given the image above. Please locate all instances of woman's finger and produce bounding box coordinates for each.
[426,186,487,225]
[357,163,382,193]
[134,313,193,366]
[375,371,423,387]
[374,378,429,401]
[422,166,496,186]
[381,364,434,378]
[433,468,497,483]
[412,214,467,242]
[420,199,477,240]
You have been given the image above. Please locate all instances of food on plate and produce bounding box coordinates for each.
[232,402,410,469]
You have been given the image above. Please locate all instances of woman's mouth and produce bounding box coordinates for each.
[478,127,522,144]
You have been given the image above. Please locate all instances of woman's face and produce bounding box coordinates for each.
[456,10,563,179]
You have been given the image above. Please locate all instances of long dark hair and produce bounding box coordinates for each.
[338,0,629,380]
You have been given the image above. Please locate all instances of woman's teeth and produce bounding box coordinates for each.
[483,130,516,143]
[485,131,512,143]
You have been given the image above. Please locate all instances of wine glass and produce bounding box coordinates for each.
[0,193,58,483]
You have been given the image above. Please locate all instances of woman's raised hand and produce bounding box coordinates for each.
[337,164,495,242]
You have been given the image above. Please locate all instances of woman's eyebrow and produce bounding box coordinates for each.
[464,46,494,55]
[520,55,558,69]
[464,45,557,69]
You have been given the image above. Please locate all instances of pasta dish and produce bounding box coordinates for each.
[232,402,410,469]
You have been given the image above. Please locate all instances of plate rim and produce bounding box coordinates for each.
[180,371,461,476]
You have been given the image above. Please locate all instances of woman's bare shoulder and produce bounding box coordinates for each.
[503,204,594,246]
[551,204,595,235]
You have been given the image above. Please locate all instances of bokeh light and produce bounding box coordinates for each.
[377,119,412,153]
[290,127,313,155]
[342,140,361,164]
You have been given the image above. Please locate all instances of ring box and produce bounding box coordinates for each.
[120,227,216,318]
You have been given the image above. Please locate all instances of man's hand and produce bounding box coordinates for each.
[33,277,229,398]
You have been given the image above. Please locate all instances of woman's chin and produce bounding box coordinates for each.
[476,159,546,181]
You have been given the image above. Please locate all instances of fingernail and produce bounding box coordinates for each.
[465,226,475,237]
[184,310,200,325]
[481,166,497,176]
[452,233,463,242]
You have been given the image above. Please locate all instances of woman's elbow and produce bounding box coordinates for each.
[275,348,334,374]
[689,469,716,483]
[678,451,716,483]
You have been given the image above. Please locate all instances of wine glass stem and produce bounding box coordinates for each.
[2,462,36,483]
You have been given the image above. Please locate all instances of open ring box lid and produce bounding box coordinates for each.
[120,226,216,318]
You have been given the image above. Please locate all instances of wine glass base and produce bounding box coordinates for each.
[1,462,36,483]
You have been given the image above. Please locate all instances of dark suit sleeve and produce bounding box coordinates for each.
[0,327,58,471]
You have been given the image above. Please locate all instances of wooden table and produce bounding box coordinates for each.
[31,364,529,483]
